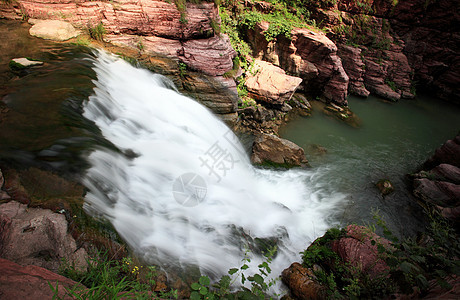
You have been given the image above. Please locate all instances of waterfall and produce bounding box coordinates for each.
[82,50,345,289]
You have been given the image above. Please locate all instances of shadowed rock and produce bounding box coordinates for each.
[251,133,308,167]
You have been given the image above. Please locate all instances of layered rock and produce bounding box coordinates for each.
[412,134,460,222]
[29,19,80,41]
[0,201,88,273]
[247,22,349,105]
[251,133,308,167]
[281,262,324,300]
[2,0,238,117]
[0,258,83,300]
[245,59,302,105]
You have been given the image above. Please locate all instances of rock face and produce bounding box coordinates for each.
[251,133,308,167]
[0,201,88,272]
[247,22,349,105]
[281,262,324,300]
[0,169,11,200]
[245,60,302,105]
[337,44,369,97]
[0,258,83,300]
[412,134,460,222]
[3,0,237,117]
[29,19,80,41]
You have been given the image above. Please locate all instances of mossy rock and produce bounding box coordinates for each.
[376,179,394,196]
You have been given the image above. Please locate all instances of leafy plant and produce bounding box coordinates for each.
[88,22,106,42]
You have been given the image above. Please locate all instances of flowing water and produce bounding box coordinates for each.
[82,51,344,283]
[1,19,460,290]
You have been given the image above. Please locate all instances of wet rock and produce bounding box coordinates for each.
[331,225,392,280]
[0,201,88,273]
[9,58,43,71]
[323,103,361,127]
[281,262,325,300]
[245,60,302,105]
[364,58,401,101]
[415,164,460,185]
[413,179,460,208]
[376,179,394,196]
[251,133,308,167]
[29,20,80,41]
[0,258,83,300]
[307,144,328,156]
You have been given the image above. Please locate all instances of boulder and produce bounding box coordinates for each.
[0,201,88,273]
[331,225,392,280]
[281,262,324,300]
[9,58,44,71]
[0,258,83,300]
[413,179,460,208]
[426,164,460,185]
[251,133,308,167]
[245,60,302,105]
[29,20,80,41]
[376,179,394,196]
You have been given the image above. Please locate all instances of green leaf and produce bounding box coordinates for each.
[228,268,239,275]
[191,282,201,291]
[241,273,246,284]
[241,264,249,270]
[190,291,201,300]
[252,274,264,285]
[199,276,210,286]
[199,286,208,295]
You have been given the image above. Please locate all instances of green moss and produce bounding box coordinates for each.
[9,60,27,71]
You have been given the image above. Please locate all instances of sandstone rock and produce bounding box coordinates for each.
[246,23,349,105]
[337,44,370,97]
[106,34,182,59]
[0,169,9,200]
[424,137,460,170]
[439,206,460,223]
[0,258,83,300]
[0,201,88,272]
[180,34,236,76]
[428,164,460,185]
[281,262,324,300]
[413,179,460,208]
[19,1,218,40]
[29,20,80,41]
[245,60,302,105]
[331,224,391,280]
[251,133,308,167]
[364,58,401,101]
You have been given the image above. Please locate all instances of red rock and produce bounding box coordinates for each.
[18,0,218,40]
[245,60,302,105]
[331,225,391,280]
[247,22,349,105]
[0,258,84,300]
[251,133,308,167]
[0,201,88,273]
[431,164,460,185]
[413,179,460,208]
[337,44,370,97]
[180,34,236,76]
[281,262,325,300]
[424,137,460,170]
[364,58,401,101]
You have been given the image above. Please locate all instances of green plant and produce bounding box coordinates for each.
[178,61,187,77]
[136,37,144,51]
[385,79,397,91]
[88,22,106,42]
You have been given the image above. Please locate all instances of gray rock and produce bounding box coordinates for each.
[10,58,43,70]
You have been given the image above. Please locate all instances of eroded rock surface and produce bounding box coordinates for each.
[0,201,88,272]
[281,262,324,300]
[29,19,80,41]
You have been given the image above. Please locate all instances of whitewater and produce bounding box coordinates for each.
[82,50,346,288]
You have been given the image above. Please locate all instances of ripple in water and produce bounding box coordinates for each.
[82,51,346,288]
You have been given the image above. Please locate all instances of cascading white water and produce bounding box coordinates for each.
[82,51,346,288]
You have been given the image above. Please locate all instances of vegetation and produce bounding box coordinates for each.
[88,22,106,42]
[53,246,282,299]
[301,211,460,299]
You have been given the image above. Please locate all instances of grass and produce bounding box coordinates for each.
[88,22,106,42]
